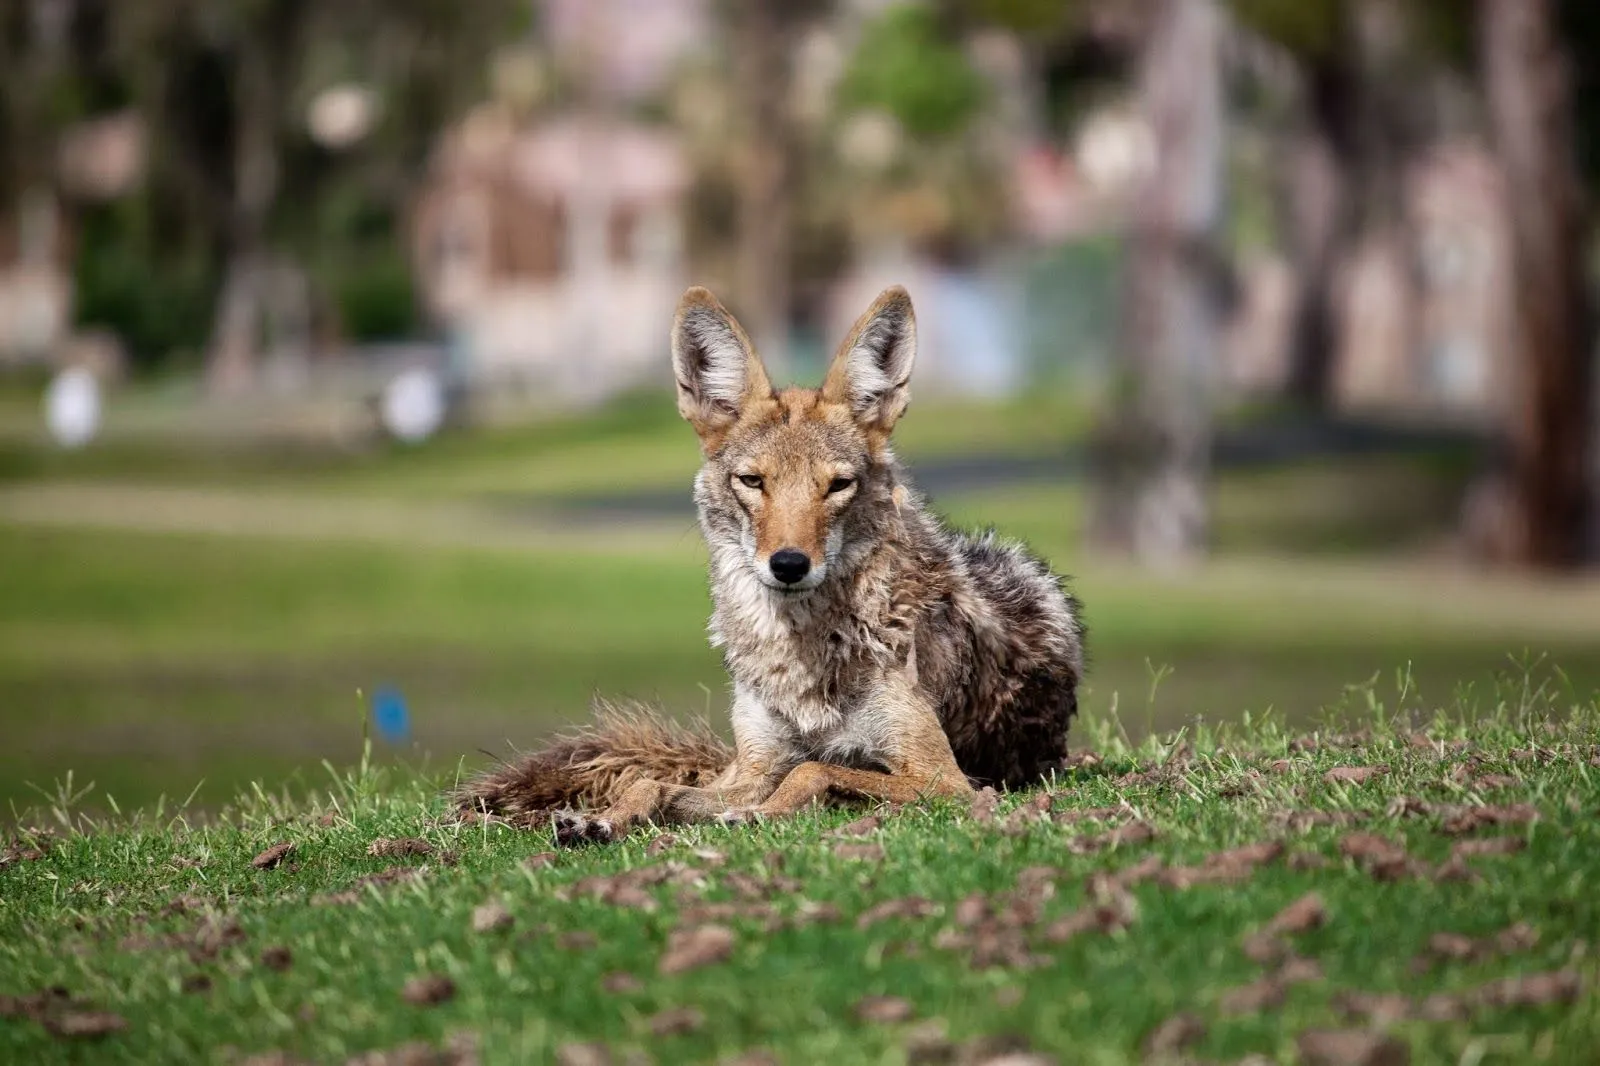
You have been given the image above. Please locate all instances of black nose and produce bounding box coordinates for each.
[768,549,811,585]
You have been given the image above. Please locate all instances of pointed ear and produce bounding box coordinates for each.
[821,286,916,434]
[671,287,772,443]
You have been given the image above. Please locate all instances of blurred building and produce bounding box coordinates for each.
[411,108,690,403]
[0,193,70,368]
[0,111,142,374]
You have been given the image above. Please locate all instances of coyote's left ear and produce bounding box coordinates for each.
[821,286,916,435]
[672,286,772,447]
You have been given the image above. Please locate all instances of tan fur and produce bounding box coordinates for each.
[456,285,1084,846]
[452,702,730,826]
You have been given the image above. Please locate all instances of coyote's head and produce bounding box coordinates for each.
[672,285,916,595]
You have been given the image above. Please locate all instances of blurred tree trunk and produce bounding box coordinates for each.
[729,3,796,370]
[205,19,283,396]
[1474,0,1595,566]
[1090,0,1226,566]
[1282,0,1416,410]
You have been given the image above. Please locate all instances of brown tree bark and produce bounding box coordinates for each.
[729,3,796,371]
[1090,0,1227,567]
[1282,0,1416,410]
[205,33,278,396]
[1476,0,1595,567]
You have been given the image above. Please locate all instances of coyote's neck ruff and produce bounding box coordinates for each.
[459,286,1084,844]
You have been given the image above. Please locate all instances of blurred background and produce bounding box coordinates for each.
[1,0,1598,818]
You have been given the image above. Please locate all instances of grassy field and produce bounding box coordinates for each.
[2,389,1600,817]
[2,694,1595,1064]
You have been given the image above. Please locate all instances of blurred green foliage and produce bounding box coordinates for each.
[838,5,989,138]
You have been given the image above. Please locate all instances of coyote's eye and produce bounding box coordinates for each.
[736,474,764,490]
[827,476,856,495]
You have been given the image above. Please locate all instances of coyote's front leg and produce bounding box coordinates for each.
[724,680,974,823]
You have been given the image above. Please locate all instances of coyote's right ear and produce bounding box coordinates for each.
[671,287,772,446]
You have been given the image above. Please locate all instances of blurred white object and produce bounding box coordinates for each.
[380,367,445,443]
[1075,109,1156,192]
[44,367,102,449]
[308,85,379,150]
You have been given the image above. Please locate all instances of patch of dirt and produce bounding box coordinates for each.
[1220,956,1323,1015]
[1220,771,1264,798]
[1296,1029,1410,1066]
[1332,990,1412,1027]
[1338,833,1426,881]
[471,901,513,934]
[564,863,700,910]
[317,866,426,905]
[1450,836,1526,860]
[646,1006,705,1036]
[857,897,939,929]
[400,974,456,1007]
[1141,1012,1206,1058]
[1409,922,1538,973]
[368,838,434,859]
[1069,820,1156,854]
[1051,803,1136,827]
[1437,803,1540,835]
[1272,810,1368,833]
[855,995,916,1023]
[645,833,680,856]
[1323,766,1386,786]
[0,988,124,1041]
[521,852,558,870]
[658,924,735,975]
[343,1034,479,1066]
[1160,841,1284,888]
[601,972,643,994]
[999,792,1056,834]
[555,1043,613,1066]
[1267,892,1326,935]
[1339,969,1580,1025]
[193,918,247,960]
[259,946,293,971]
[970,787,1001,824]
[834,842,886,862]
[251,842,294,870]
[677,900,780,928]
[832,815,884,837]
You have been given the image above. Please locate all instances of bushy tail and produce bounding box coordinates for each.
[452,701,732,825]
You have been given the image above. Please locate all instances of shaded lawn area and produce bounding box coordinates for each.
[1,702,1596,1064]
[2,518,1599,819]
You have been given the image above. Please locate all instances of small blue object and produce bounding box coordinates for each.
[372,686,411,744]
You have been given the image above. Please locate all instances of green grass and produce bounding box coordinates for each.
[3,691,1597,1064]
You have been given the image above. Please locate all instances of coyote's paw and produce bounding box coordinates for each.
[715,808,763,829]
[553,809,616,847]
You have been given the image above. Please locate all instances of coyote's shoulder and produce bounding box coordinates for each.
[459,286,1084,843]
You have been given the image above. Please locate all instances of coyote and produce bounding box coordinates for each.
[458,286,1085,844]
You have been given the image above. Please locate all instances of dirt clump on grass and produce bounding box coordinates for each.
[658,924,735,975]
[1,988,126,1040]
[1141,1012,1206,1058]
[855,995,916,1023]
[317,866,427,905]
[400,974,456,1007]
[259,946,293,971]
[1296,1029,1410,1066]
[645,1006,705,1036]
[251,842,294,869]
